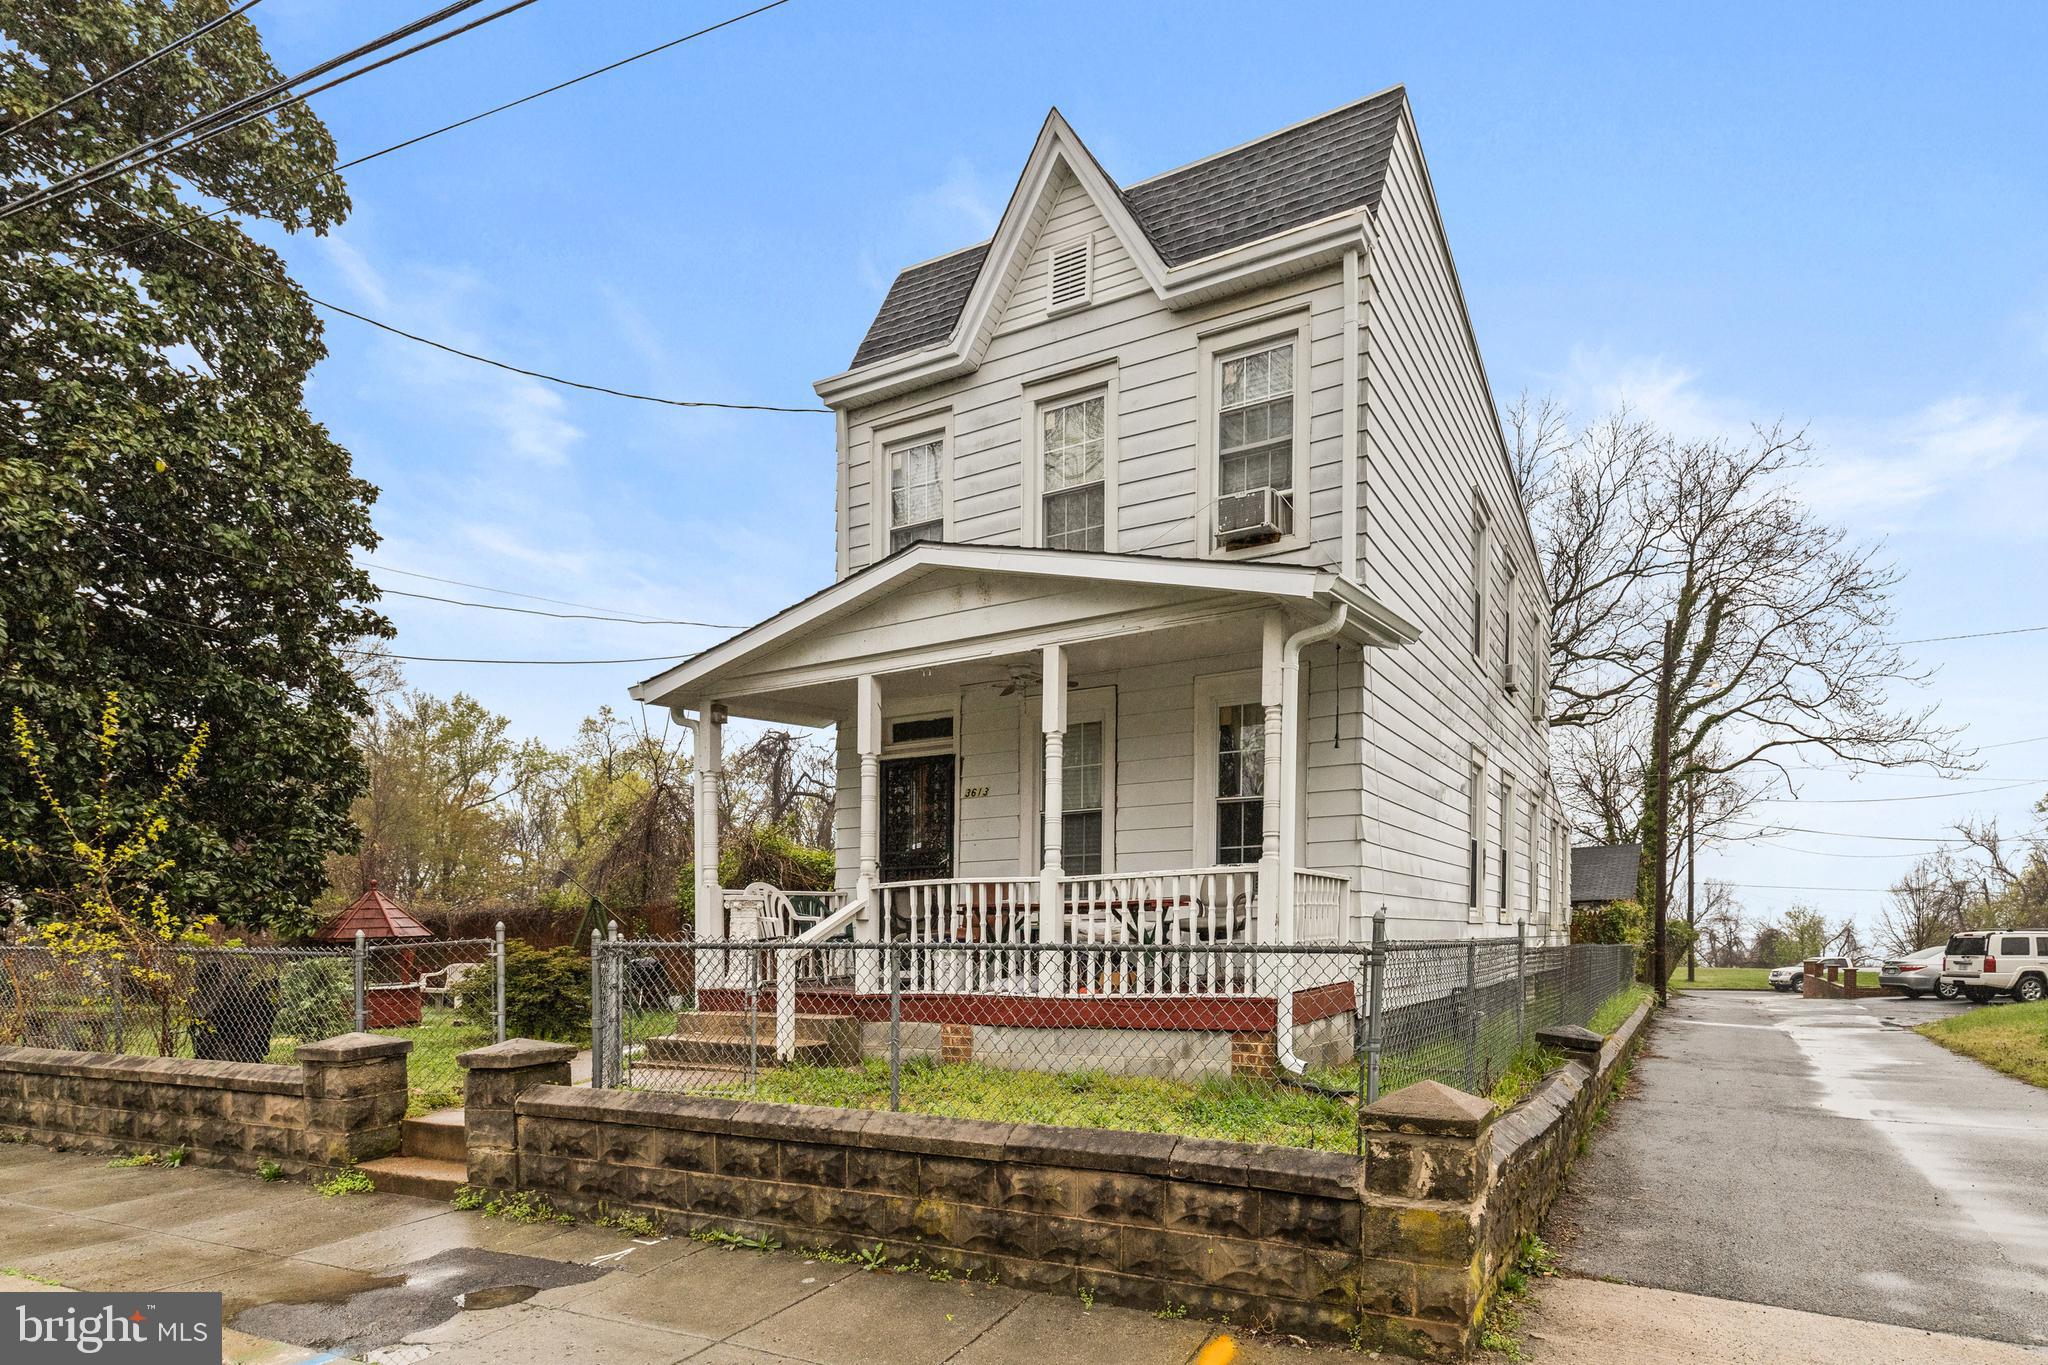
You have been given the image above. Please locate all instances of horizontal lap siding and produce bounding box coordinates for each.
[1362,122,1551,940]
[842,176,1350,570]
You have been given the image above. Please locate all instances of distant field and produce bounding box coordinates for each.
[1669,966,1772,991]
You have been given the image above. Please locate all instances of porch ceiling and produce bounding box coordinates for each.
[629,542,1419,725]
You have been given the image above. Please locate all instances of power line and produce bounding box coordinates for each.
[0,0,267,144]
[1719,882,1891,894]
[1725,821,1965,845]
[1897,623,2048,645]
[0,0,531,223]
[1980,733,2048,750]
[1752,780,2042,805]
[339,646,685,666]
[363,561,678,621]
[376,585,738,628]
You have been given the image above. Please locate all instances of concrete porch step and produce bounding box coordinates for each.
[641,1011,861,1067]
[401,1108,466,1162]
[358,1154,465,1202]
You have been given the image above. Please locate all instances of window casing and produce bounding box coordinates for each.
[1215,702,1265,865]
[1056,721,1105,875]
[1470,506,1491,660]
[1041,395,1106,552]
[1497,774,1513,915]
[1524,795,1541,918]
[1466,757,1485,913]
[887,436,945,553]
[1502,563,1519,694]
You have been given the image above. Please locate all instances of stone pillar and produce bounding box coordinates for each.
[296,1032,410,1167]
[1358,1079,1493,1340]
[458,1038,577,1191]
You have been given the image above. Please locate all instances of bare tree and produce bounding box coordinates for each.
[1876,851,1976,954]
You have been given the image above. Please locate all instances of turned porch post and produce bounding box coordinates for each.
[1258,613,1286,944]
[1038,644,1068,995]
[854,675,884,991]
[694,703,724,938]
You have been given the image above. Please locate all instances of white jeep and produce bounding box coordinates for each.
[1942,930,2048,1004]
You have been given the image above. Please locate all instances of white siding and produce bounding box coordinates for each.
[1358,119,1552,939]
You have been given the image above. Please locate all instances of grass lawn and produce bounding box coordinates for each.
[1589,984,1653,1033]
[1915,1001,2048,1090]
[1669,966,1772,991]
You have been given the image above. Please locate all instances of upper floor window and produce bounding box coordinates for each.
[888,437,944,553]
[1218,342,1295,498]
[1042,395,1106,552]
[1502,562,1519,693]
[1467,756,1485,913]
[1470,504,1490,659]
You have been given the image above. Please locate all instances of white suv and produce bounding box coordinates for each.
[1942,930,2048,1004]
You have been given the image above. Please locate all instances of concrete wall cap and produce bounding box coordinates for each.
[1240,1143,1362,1199]
[458,1038,578,1070]
[1360,1078,1494,1136]
[0,1046,301,1095]
[856,1109,1014,1160]
[1533,1024,1604,1055]
[1005,1121,1177,1174]
[293,1033,412,1063]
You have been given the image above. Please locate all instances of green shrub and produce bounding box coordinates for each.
[275,957,352,1039]
[677,824,834,931]
[462,940,587,1041]
[316,1168,373,1197]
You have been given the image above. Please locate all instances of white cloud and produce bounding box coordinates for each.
[909,157,1002,239]
[320,236,392,312]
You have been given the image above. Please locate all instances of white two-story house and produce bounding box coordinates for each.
[630,87,1563,1036]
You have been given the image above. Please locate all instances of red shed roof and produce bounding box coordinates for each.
[316,880,433,942]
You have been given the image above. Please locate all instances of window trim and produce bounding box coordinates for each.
[1193,307,1314,561]
[1192,669,1264,867]
[1497,771,1514,921]
[1470,497,1492,663]
[872,409,953,559]
[1021,362,1119,553]
[1018,684,1117,876]
[1466,748,1487,923]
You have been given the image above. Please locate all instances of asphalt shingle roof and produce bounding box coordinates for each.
[1571,844,1642,906]
[848,88,1407,368]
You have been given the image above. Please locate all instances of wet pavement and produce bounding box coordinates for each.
[1549,989,2048,1349]
[0,1141,1301,1364]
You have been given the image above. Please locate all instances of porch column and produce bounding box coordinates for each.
[854,675,883,992]
[1038,644,1068,997]
[693,703,724,938]
[1258,614,1285,944]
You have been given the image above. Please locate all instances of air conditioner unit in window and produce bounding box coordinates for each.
[1214,487,1293,546]
[1503,662,1521,696]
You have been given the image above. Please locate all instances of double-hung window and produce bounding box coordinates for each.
[1467,758,1485,913]
[1215,703,1265,865]
[1059,721,1105,874]
[1470,507,1490,659]
[1218,342,1295,499]
[1497,774,1513,914]
[1041,395,1106,551]
[887,438,944,552]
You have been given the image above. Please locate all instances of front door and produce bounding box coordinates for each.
[880,754,955,884]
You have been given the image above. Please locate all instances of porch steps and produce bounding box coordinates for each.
[358,1106,468,1201]
[640,1011,862,1069]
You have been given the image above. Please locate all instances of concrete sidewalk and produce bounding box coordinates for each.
[0,1141,1318,1364]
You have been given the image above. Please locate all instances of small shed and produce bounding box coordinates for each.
[316,881,433,1026]
[1570,843,1642,908]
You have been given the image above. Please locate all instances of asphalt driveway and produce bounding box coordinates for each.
[1549,989,2048,1349]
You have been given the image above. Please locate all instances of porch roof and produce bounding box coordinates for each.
[629,543,1419,722]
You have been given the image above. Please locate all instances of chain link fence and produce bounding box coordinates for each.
[0,930,509,1114]
[587,927,1638,1155]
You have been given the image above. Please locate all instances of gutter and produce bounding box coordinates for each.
[1273,600,1350,1078]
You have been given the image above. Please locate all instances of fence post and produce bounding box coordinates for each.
[1462,939,1479,1095]
[1365,906,1386,1105]
[494,921,507,1044]
[745,945,759,1089]
[1515,919,1527,1047]
[108,959,125,1051]
[352,930,366,1033]
[588,930,606,1089]
[888,941,902,1113]
[607,921,622,1089]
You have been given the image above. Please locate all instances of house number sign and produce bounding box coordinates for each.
[960,786,991,799]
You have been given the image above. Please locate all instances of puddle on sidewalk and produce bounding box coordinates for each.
[232,1248,608,1354]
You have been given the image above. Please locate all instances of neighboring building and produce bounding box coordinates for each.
[1570,843,1642,909]
[631,88,1563,1029]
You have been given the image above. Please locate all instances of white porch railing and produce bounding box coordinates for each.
[1058,866,1260,996]
[880,877,1042,993]
[1292,869,1349,943]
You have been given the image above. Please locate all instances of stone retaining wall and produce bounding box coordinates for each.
[0,1032,411,1175]
[463,999,1652,1357]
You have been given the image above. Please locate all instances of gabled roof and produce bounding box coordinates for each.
[315,880,433,942]
[1571,844,1642,906]
[846,88,1407,371]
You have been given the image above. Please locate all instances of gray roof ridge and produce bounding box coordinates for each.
[1119,83,1409,192]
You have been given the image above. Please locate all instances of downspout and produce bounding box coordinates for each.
[1274,599,1350,1077]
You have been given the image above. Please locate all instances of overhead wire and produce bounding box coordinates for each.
[0,0,267,144]
[376,585,739,628]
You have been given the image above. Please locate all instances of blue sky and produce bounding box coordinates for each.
[246,0,2048,938]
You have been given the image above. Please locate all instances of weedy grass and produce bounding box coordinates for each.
[1916,1000,2048,1090]
[315,1168,374,1197]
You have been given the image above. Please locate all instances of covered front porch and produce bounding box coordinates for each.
[629,544,1419,1011]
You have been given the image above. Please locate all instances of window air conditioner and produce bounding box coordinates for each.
[1214,487,1292,547]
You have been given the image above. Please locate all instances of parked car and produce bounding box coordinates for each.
[1941,931,2048,1003]
[1767,956,1851,991]
[1879,944,1958,999]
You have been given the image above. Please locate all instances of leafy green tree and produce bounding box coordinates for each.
[1776,906,1830,965]
[1,2,386,933]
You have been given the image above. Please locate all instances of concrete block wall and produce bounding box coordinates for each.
[0,1032,411,1175]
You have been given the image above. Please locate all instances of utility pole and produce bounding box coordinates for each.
[1650,618,1677,1007]
[1685,773,1698,983]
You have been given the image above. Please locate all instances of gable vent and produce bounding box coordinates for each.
[1047,238,1092,312]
